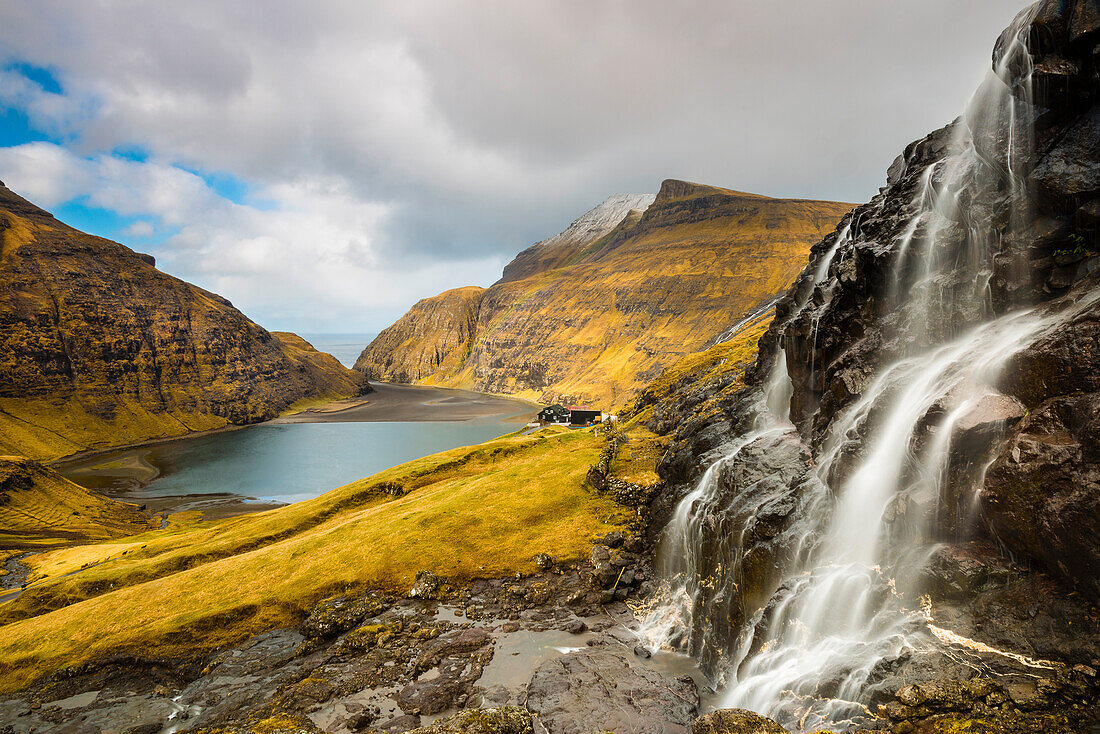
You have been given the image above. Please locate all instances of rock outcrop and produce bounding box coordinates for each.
[752,0,1100,602]
[638,1,1100,729]
[0,183,366,461]
[407,707,533,734]
[356,182,850,407]
[691,709,788,734]
[355,286,485,384]
[525,648,699,734]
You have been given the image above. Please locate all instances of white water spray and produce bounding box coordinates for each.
[638,8,1084,729]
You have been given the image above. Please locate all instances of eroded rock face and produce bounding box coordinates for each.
[640,0,1100,728]
[356,181,850,407]
[983,391,1100,600]
[0,184,366,460]
[745,0,1100,601]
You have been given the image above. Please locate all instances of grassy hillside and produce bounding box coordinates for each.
[0,184,364,462]
[0,456,150,552]
[0,427,626,690]
[356,179,850,410]
[624,310,773,431]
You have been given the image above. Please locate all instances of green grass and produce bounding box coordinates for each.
[0,427,626,691]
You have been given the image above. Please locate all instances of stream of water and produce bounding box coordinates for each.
[638,8,1082,729]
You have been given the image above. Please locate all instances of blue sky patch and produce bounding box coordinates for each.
[5,62,63,95]
[53,198,176,250]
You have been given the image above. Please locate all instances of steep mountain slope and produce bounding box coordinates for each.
[0,183,365,461]
[356,181,851,408]
[353,286,486,383]
[498,192,656,283]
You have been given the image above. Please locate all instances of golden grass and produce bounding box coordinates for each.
[626,314,772,429]
[611,427,666,487]
[0,457,150,554]
[0,427,624,690]
[0,396,230,463]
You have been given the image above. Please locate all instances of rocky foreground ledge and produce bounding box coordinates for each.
[0,523,1095,734]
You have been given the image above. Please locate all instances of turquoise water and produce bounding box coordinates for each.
[61,419,518,505]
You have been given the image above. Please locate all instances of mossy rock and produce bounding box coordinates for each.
[341,622,392,651]
[406,706,533,734]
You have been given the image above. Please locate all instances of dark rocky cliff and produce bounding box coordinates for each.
[0,183,366,460]
[641,1,1100,730]
[763,0,1100,601]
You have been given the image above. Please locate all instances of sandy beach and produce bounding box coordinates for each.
[275,381,537,424]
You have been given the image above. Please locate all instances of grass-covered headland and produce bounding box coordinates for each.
[0,426,628,691]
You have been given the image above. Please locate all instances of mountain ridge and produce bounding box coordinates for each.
[356,179,852,408]
[0,183,366,461]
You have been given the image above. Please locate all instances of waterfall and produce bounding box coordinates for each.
[638,6,1090,729]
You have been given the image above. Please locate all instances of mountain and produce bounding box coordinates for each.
[0,183,366,461]
[497,192,657,283]
[354,286,486,384]
[355,182,851,408]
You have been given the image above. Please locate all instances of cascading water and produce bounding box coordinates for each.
[639,6,1094,729]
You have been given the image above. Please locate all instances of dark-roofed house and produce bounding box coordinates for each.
[538,404,570,424]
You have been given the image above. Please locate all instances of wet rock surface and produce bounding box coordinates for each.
[0,543,705,734]
[633,1,1100,730]
[526,647,699,734]
[878,667,1099,734]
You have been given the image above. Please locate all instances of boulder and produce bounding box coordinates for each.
[404,707,532,734]
[525,649,698,734]
[407,708,534,734]
[532,553,554,570]
[299,592,390,639]
[409,570,443,600]
[981,394,1100,601]
[691,709,788,734]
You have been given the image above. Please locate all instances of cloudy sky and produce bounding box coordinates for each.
[0,0,1024,333]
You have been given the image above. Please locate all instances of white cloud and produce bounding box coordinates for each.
[121,220,155,238]
[0,0,1027,330]
[0,142,504,331]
